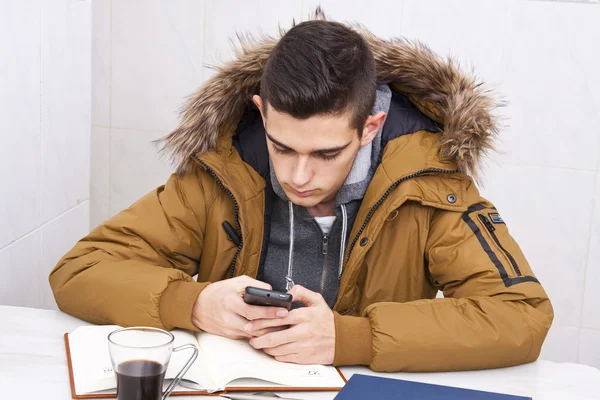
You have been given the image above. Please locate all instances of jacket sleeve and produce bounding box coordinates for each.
[49,171,211,331]
[333,198,553,372]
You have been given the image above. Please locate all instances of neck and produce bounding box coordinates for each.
[307,199,336,217]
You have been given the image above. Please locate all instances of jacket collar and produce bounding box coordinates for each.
[159,8,501,183]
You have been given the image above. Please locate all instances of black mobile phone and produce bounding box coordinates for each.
[244,286,293,310]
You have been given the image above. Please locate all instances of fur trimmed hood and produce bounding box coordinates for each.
[160,7,501,180]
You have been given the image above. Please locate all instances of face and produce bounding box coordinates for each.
[253,95,386,209]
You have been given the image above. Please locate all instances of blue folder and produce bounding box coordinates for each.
[334,374,531,399]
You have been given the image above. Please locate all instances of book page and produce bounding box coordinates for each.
[68,325,121,395]
[166,329,217,389]
[194,332,345,390]
[68,326,211,395]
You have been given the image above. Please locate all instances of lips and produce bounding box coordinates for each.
[290,187,316,197]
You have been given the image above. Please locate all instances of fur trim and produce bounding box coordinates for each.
[159,7,501,179]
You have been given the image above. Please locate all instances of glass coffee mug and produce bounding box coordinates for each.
[108,327,198,400]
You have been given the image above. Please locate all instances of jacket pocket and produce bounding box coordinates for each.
[477,214,522,276]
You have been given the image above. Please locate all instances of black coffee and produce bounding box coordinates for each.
[116,360,165,400]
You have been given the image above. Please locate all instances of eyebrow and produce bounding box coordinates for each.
[265,131,351,154]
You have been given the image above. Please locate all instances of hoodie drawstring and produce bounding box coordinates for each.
[285,201,295,291]
[339,204,348,279]
[285,202,348,292]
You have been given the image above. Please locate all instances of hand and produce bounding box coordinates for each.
[192,276,289,340]
[246,285,335,365]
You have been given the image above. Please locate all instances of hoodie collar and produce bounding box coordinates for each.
[335,84,391,206]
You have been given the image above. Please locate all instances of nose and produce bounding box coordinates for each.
[291,156,313,188]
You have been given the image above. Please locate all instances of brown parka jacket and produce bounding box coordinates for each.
[50,19,553,372]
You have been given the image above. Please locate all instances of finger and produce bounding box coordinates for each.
[251,325,288,337]
[231,275,272,292]
[288,285,325,307]
[249,325,304,350]
[243,310,302,332]
[226,313,254,338]
[274,354,302,364]
[233,297,289,320]
[227,333,251,340]
[263,342,300,357]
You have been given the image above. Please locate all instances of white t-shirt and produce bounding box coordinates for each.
[314,216,336,234]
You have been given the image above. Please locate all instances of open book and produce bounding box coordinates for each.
[65,325,346,398]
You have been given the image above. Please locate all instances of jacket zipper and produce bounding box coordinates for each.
[320,233,329,293]
[192,154,241,279]
[322,234,329,255]
[478,214,522,276]
[341,168,458,284]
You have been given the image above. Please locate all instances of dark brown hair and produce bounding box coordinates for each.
[260,20,376,134]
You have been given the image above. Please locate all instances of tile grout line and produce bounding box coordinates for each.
[106,126,169,135]
[108,0,113,217]
[37,223,43,308]
[39,0,43,232]
[580,327,600,333]
[498,161,597,173]
[400,0,406,33]
[0,201,90,254]
[201,0,207,82]
[576,170,599,362]
[529,0,600,5]
[39,0,44,310]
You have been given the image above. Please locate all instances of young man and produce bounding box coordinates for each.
[50,12,553,372]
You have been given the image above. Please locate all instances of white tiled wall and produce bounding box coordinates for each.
[91,0,600,368]
[40,203,90,310]
[583,173,600,330]
[111,1,205,132]
[108,128,172,213]
[0,0,42,252]
[203,0,302,81]
[482,164,596,330]
[0,0,91,310]
[90,126,110,228]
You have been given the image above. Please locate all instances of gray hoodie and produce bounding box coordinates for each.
[261,85,392,307]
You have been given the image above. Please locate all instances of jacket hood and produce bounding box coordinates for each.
[159,7,501,180]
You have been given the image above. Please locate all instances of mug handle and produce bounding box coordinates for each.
[162,344,199,400]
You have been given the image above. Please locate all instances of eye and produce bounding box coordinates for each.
[319,152,340,161]
[271,146,291,155]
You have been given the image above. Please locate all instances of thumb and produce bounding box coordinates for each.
[288,285,324,307]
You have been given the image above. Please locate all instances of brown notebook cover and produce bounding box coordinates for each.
[64,333,346,399]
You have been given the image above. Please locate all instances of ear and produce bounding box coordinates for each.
[359,111,387,146]
[252,95,267,124]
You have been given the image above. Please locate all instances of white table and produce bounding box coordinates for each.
[1,305,599,400]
